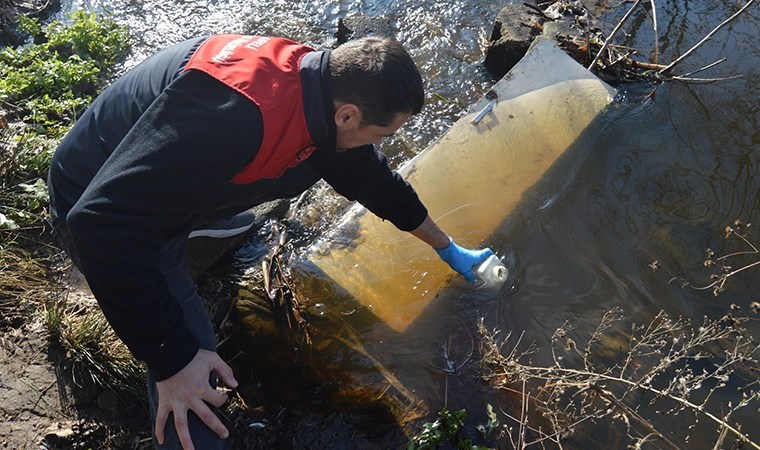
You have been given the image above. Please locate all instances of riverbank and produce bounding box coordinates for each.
[0,8,149,448]
[2,0,758,448]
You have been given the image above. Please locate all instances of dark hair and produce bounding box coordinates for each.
[329,37,424,127]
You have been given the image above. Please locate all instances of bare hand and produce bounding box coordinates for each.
[154,349,238,449]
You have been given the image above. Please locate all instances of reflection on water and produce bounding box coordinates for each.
[56,0,759,446]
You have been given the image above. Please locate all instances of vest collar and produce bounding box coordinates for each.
[300,50,334,145]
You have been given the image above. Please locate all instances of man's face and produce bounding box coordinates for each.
[334,104,411,151]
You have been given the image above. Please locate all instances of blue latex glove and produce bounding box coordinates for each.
[434,237,495,283]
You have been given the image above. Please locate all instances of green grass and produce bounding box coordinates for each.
[46,297,147,397]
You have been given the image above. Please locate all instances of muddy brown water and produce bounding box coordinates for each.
[57,0,759,447]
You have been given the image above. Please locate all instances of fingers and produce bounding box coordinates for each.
[157,400,229,449]
[205,386,229,408]
[155,405,169,445]
[153,350,238,449]
[156,404,195,449]
[211,357,238,389]
[190,397,229,440]
[172,406,195,450]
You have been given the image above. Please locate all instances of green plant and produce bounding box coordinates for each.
[0,9,139,396]
[0,177,50,234]
[409,407,466,450]
[0,11,130,183]
[476,403,499,438]
[0,12,129,135]
[44,297,66,339]
[0,213,18,231]
[409,407,493,450]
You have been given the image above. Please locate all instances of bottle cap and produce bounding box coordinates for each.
[476,254,508,286]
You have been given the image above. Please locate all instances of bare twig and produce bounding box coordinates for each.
[679,57,728,77]
[671,74,744,83]
[661,220,758,295]
[518,378,528,448]
[288,191,308,221]
[588,0,643,70]
[522,414,595,447]
[684,260,759,291]
[712,409,732,450]
[481,309,760,449]
[717,229,759,260]
[550,366,759,449]
[648,0,659,64]
[429,327,474,376]
[630,59,669,71]
[591,385,683,450]
[659,0,756,74]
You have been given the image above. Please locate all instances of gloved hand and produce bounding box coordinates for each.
[434,237,495,283]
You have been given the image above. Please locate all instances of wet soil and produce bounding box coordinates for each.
[0,263,153,450]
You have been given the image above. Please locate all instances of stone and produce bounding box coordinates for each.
[484,3,546,78]
[44,421,76,442]
[335,15,394,45]
[97,390,119,412]
[185,199,290,280]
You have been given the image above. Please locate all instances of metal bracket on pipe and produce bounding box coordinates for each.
[471,102,493,125]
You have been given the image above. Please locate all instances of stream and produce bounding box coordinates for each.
[55,0,760,447]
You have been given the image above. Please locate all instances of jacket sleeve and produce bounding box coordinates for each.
[309,145,428,231]
[66,71,262,380]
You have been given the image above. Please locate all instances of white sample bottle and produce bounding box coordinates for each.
[475,254,508,287]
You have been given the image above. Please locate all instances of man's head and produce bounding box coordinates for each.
[329,36,424,150]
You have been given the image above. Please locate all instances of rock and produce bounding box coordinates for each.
[45,422,75,440]
[97,390,119,412]
[543,0,588,21]
[43,420,108,449]
[484,3,546,78]
[1,0,61,46]
[185,199,290,280]
[335,15,394,45]
[484,1,612,77]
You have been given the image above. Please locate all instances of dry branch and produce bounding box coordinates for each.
[480,310,760,449]
[659,0,756,74]
[648,0,659,64]
[588,0,643,71]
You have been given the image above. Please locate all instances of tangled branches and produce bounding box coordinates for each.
[479,308,759,449]
[261,223,311,350]
[547,0,755,83]
[655,220,759,298]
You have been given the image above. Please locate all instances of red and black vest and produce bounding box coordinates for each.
[184,35,318,184]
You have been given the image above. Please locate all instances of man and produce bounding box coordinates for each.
[48,34,493,449]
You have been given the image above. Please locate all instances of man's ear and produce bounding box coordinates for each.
[334,102,362,128]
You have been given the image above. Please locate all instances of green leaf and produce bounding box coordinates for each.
[18,178,49,201]
[479,403,499,437]
[0,213,19,230]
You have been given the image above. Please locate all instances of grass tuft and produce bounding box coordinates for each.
[0,240,50,327]
[45,293,147,398]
